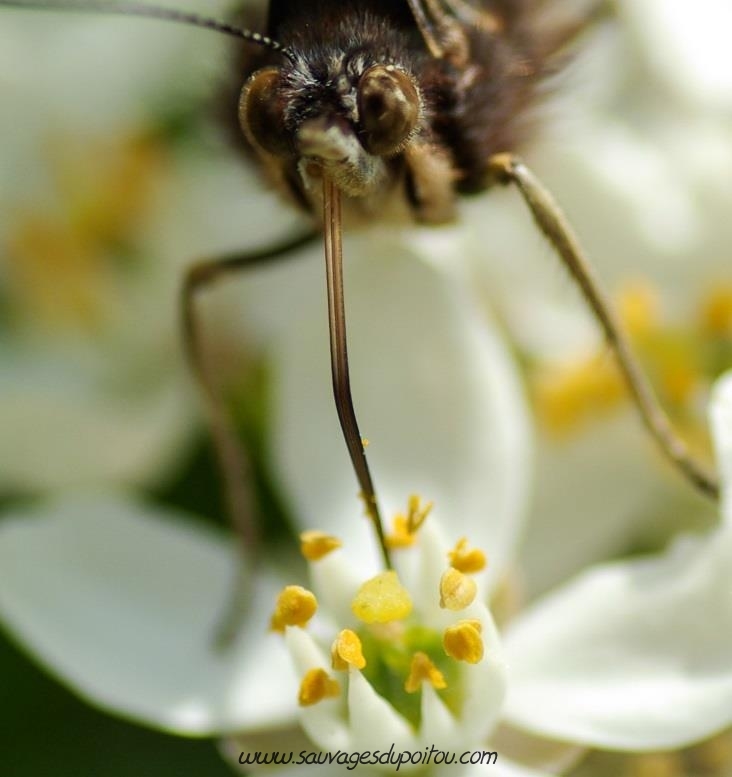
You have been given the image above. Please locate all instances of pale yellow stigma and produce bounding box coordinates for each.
[700,285,732,337]
[443,619,484,664]
[300,530,342,561]
[270,585,317,633]
[404,651,447,694]
[298,668,341,707]
[439,567,477,610]
[351,570,413,624]
[331,629,367,671]
[448,538,487,574]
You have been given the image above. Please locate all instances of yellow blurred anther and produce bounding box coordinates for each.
[300,530,342,561]
[351,570,413,624]
[362,437,370,448]
[270,585,318,633]
[700,285,732,337]
[443,620,484,664]
[439,567,477,610]
[404,651,447,694]
[618,280,661,338]
[331,629,366,671]
[533,355,625,436]
[298,668,341,706]
[448,538,487,573]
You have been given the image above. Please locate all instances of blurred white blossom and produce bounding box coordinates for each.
[462,0,732,593]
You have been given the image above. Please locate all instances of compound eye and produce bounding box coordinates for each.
[239,67,290,157]
[357,65,421,157]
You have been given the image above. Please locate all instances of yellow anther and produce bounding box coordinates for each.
[331,629,367,671]
[298,668,341,707]
[362,437,370,448]
[618,280,661,338]
[439,567,478,610]
[700,285,732,337]
[351,570,413,624]
[404,651,447,694]
[386,515,417,549]
[269,586,318,633]
[448,538,487,574]
[443,620,484,664]
[300,530,342,562]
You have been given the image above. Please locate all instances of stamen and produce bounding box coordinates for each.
[300,530,342,561]
[439,567,477,610]
[443,620,484,664]
[386,494,433,549]
[351,571,413,624]
[298,668,341,706]
[448,538,487,574]
[270,585,318,633]
[331,629,366,670]
[406,494,433,533]
[386,515,417,549]
[404,651,447,693]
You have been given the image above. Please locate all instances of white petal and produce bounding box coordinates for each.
[270,228,531,587]
[0,347,192,491]
[518,412,700,597]
[0,495,297,735]
[620,0,732,110]
[347,669,416,751]
[711,371,732,522]
[308,549,364,627]
[419,683,459,748]
[503,524,732,749]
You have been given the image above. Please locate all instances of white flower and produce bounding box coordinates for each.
[0,5,297,492]
[460,0,732,594]
[0,234,731,775]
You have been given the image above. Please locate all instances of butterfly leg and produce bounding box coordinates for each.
[181,230,317,645]
[487,152,720,500]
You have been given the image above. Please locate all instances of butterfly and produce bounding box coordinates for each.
[0,0,719,573]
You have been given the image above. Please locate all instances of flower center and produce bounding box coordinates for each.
[531,278,732,445]
[4,131,165,333]
[269,498,504,756]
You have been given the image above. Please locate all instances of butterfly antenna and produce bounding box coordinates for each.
[0,0,296,61]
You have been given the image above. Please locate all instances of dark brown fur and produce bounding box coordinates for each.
[226,0,583,222]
